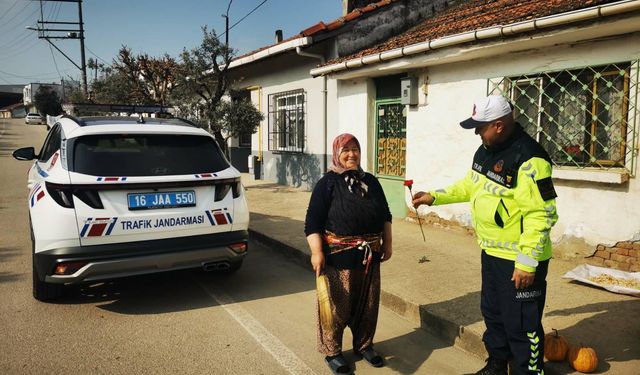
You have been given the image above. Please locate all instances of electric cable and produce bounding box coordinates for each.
[219,0,269,38]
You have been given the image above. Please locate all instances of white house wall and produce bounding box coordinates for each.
[231,53,337,190]
[403,32,640,247]
[337,79,375,172]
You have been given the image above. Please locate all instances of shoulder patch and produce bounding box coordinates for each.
[536,177,557,201]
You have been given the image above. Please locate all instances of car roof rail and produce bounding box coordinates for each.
[173,117,199,128]
[61,114,86,127]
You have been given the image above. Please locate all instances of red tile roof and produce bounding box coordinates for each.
[233,0,399,62]
[324,0,622,66]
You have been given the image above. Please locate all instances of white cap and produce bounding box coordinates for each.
[460,95,513,129]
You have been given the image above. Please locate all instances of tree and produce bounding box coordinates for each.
[34,85,63,116]
[172,27,262,156]
[210,99,264,156]
[113,46,178,105]
[91,69,139,104]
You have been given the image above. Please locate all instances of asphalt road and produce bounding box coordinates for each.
[0,118,483,375]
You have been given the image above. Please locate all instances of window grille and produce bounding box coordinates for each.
[268,89,306,153]
[488,61,639,175]
[239,132,251,147]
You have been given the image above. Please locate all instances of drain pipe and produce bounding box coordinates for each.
[296,46,328,173]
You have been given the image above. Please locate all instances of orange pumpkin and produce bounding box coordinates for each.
[568,345,598,373]
[544,329,569,361]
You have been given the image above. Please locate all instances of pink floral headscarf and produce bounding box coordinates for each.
[329,133,362,175]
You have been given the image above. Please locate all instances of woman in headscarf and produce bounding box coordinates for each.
[305,133,393,374]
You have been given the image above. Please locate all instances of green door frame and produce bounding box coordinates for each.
[374,98,407,218]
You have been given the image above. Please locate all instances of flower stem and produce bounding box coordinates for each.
[408,186,426,242]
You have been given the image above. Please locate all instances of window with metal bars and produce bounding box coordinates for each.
[488,61,638,175]
[268,89,305,153]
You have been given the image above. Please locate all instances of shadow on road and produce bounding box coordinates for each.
[56,239,315,316]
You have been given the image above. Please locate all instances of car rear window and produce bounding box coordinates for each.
[70,134,230,176]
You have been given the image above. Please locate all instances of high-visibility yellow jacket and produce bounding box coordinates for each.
[430,126,558,272]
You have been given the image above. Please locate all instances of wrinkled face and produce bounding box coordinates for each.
[339,139,360,170]
[475,120,500,146]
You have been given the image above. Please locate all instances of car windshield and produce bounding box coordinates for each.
[70,134,230,176]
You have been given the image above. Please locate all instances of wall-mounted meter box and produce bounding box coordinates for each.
[400,76,418,106]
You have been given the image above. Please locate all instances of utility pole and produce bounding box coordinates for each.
[223,0,232,48]
[77,0,87,97]
[28,0,88,98]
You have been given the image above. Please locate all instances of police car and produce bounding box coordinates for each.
[12,115,249,301]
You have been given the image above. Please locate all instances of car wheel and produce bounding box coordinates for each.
[31,226,63,302]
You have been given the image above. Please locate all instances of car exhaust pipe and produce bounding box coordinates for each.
[202,261,231,272]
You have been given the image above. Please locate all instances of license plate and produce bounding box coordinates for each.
[128,191,196,210]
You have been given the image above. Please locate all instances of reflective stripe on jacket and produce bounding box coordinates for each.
[430,127,558,272]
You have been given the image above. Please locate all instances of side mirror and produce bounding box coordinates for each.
[12,147,37,161]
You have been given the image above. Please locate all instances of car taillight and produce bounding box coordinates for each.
[54,261,87,275]
[228,242,247,253]
[232,180,241,198]
[45,183,104,209]
[45,182,74,208]
[214,178,242,201]
[214,184,231,202]
[74,189,104,209]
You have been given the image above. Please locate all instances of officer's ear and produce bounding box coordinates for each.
[494,120,505,134]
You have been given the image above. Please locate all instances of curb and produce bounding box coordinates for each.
[248,229,488,359]
[249,228,564,374]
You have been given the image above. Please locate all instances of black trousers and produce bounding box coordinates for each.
[480,251,549,375]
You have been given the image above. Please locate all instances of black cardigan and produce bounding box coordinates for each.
[304,171,392,269]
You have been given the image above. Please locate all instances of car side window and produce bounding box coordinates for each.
[38,125,62,162]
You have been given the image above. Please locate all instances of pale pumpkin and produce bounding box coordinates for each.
[568,345,598,373]
[544,329,569,361]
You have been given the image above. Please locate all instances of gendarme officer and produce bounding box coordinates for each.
[412,95,558,375]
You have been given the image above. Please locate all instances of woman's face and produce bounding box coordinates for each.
[339,139,360,170]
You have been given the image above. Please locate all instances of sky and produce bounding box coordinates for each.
[0,0,341,85]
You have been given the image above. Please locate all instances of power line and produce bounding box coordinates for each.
[219,0,269,38]
[48,42,63,81]
[0,2,39,35]
[0,67,70,79]
[85,46,109,65]
[0,0,22,25]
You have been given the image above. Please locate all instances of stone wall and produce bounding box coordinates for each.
[587,241,640,272]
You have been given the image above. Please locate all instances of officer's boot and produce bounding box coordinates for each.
[474,357,508,375]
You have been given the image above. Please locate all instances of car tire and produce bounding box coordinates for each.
[31,226,63,302]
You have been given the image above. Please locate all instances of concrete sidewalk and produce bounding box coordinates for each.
[241,174,639,374]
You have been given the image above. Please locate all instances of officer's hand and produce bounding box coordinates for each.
[412,191,435,208]
[512,268,535,289]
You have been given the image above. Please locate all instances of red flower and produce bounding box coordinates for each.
[404,179,414,187]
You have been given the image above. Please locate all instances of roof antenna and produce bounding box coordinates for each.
[137,114,145,124]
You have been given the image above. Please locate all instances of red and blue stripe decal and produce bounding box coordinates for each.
[205,208,232,226]
[96,177,127,182]
[29,183,45,208]
[48,152,59,171]
[35,164,49,178]
[80,217,118,237]
[195,173,218,178]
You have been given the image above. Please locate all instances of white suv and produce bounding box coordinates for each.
[25,112,44,125]
[13,115,249,301]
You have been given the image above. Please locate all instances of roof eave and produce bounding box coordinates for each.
[311,0,640,77]
[227,37,314,70]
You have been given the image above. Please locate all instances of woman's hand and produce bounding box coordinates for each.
[311,252,325,276]
[381,221,392,262]
[306,233,325,277]
[381,245,393,262]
